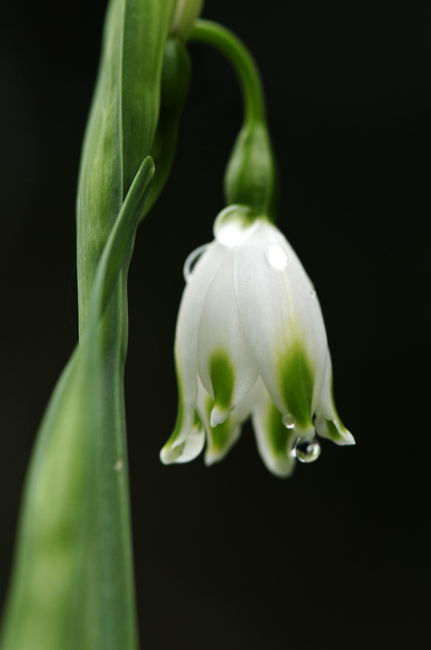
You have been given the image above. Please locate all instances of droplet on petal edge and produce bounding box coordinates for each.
[293,437,321,463]
[183,243,210,282]
[216,222,251,247]
[213,205,257,247]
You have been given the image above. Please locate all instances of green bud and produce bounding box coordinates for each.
[171,0,204,39]
[224,121,277,218]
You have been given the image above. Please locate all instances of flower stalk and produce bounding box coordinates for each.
[191,19,266,124]
[191,19,277,218]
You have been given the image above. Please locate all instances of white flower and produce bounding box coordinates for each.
[160,206,354,477]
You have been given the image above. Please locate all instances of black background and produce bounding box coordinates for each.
[1,1,430,649]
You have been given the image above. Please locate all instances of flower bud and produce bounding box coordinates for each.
[224,122,277,218]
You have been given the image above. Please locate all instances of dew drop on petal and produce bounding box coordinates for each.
[293,437,321,463]
[265,244,288,270]
[309,288,316,297]
[183,244,210,282]
[282,413,295,429]
[216,222,253,247]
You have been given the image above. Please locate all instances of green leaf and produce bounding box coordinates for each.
[0,157,154,650]
[0,349,91,650]
[77,1,176,647]
[1,0,179,647]
[74,4,175,644]
[77,0,175,331]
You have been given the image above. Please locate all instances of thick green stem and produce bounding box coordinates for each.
[0,3,175,650]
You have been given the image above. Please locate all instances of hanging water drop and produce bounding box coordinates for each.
[183,243,210,282]
[216,221,254,247]
[293,437,321,463]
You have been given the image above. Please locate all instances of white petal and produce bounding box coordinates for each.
[196,379,258,466]
[197,249,259,425]
[251,379,297,478]
[160,414,205,464]
[314,353,355,446]
[234,220,327,434]
[160,241,228,464]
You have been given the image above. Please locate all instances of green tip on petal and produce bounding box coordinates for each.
[314,376,355,446]
[278,342,315,433]
[209,349,235,412]
[267,404,297,465]
[204,421,241,466]
[254,401,297,478]
[160,384,205,464]
[315,415,355,446]
[160,412,205,464]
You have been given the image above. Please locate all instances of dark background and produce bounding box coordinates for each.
[1,1,430,649]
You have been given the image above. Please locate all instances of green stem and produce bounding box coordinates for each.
[191,19,277,218]
[190,19,266,126]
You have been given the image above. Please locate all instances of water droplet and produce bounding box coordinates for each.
[216,222,253,247]
[214,206,257,247]
[293,437,321,463]
[282,413,295,429]
[265,244,288,270]
[309,288,316,297]
[183,244,210,282]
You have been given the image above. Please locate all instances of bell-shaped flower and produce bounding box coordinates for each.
[160,206,354,477]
